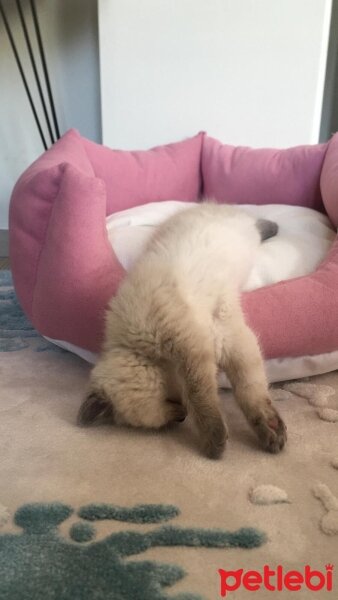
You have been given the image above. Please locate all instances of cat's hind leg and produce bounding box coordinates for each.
[215,300,287,453]
[156,300,229,459]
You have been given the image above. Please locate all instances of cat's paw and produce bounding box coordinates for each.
[201,415,229,459]
[250,402,287,454]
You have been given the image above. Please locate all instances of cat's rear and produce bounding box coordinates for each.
[146,203,262,301]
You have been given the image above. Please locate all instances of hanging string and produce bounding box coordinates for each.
[0,0,48,150]
[16,0,55,145]
[29,0,60,140]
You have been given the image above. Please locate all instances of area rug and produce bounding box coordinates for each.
[0,270,337,599]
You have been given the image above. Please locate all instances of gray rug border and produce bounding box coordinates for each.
[0,230,9,257]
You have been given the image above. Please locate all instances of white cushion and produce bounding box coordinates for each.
[106,201,335,290]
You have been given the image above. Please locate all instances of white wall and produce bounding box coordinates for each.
[0,0,101,230]
[1,0,334,231]
[99,0,332,151]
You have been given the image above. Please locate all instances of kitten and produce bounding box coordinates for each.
[78,202,286,458]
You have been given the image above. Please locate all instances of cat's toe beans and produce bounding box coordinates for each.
[252,408,287,454]
[265,430,285,454]
[267,416,280,431]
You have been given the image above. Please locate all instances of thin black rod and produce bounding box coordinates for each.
[16,0,55,145]
[0,0,47,150]
[30,0,60,139]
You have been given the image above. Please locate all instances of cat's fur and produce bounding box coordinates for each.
[78,202,287,458]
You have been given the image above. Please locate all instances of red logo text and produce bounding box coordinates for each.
[218,564,334,596]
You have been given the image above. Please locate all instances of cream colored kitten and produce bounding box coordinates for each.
[78,202,286,458]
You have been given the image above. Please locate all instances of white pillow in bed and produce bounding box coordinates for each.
[106,201,335,290]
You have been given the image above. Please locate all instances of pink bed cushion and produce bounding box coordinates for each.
[10,163,64,318]
[9,129,94,316]
[16,129,94,185]
[9,129,338,360]
[202,136,328,211]
[242,235,338,358]
[82,132,204,215]
[31,164,124,349]
[320,133,338,226]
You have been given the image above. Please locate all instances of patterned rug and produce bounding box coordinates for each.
[1,271,338,599]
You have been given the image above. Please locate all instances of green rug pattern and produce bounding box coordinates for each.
[0,502,266,599]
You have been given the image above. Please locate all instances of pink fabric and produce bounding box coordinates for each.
[10,163,65,318]
[202,136,328,211]
[14,129,94,182]
[9,129,94,316]
[82,133,204,215]
[242,236,338,358]
[9,129,338,359]
[32,164,123,350]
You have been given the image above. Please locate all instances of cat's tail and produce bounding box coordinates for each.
[153,283,227,459]
[256,218,278,242]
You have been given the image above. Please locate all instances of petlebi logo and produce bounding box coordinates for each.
[218,564,334,596]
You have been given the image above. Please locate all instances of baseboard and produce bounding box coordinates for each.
[0,230,9,257]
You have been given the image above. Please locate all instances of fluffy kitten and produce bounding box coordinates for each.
[78,202,286,458]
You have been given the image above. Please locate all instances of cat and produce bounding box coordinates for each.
[78,201,287,458]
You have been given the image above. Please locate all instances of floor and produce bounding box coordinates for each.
[1,250,337,596]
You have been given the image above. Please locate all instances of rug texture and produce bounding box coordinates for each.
[0,271,337,599]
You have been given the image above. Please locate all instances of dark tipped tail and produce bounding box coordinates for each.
[256,219,279,242]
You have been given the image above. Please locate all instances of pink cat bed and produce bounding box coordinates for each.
[9,129,338,381]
